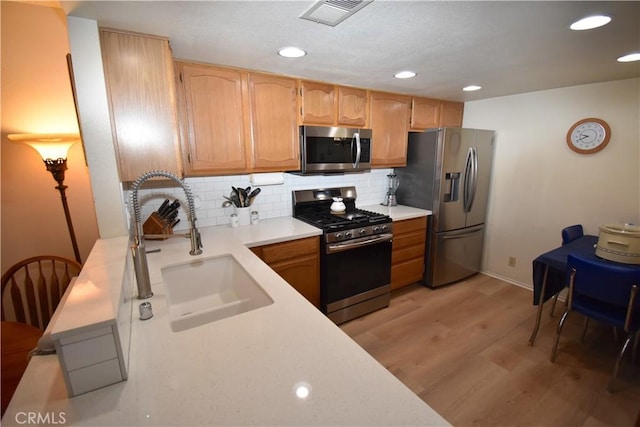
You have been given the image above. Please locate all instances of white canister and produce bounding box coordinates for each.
[235,206,251,226]
[230,213,239,228]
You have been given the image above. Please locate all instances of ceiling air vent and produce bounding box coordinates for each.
[299,0,373,27]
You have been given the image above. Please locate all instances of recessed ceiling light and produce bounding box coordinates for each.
[278,47,306,58]
[617,52,640,62]
[463,85,482,92]
[570,15,612,30]
[394,71,416,79]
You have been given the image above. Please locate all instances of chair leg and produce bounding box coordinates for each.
[549,292,559,317]
[551,310,570,363]
[607,334,633,393]
[581,317,589,342]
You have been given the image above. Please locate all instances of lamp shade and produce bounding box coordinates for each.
[8,133,80,161]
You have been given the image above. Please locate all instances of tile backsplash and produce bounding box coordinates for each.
[124,169,393,231]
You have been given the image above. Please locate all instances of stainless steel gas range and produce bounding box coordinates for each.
[293,187,393,324]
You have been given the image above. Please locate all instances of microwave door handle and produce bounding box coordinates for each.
[352,132,361,168]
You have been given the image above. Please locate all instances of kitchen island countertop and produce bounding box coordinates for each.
[2,213,445,427]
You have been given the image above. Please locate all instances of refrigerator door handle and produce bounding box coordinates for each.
[442,228,483,239]
[467,147,479,212]
[352,132,361,168]
[463,147,474,212]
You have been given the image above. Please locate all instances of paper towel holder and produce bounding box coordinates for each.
[250,172,284,186]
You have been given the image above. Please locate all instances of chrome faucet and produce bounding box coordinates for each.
[130,170,203,299]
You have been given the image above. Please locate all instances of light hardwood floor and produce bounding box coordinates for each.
[340,274,640,426]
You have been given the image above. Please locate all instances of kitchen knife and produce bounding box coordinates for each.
[167,209,179,223]
[157,199,170,216]
[163,200,180,219]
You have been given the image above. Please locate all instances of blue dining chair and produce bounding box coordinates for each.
[549,224,586,316]
[561,224,584,245]
[550,253,640,392]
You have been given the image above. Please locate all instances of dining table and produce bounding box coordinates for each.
[528,235,599,345]
[1,321,43,416]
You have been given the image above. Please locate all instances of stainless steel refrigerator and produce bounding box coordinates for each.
[395,127,495,288]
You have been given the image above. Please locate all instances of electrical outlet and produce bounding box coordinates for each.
[508,256,517,267]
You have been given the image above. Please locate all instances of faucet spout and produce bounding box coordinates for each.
[130,170,203,299]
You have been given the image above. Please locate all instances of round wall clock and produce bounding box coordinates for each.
[566,117,611,154]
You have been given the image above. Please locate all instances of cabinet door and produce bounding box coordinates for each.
[271,255,320,307]
[410,97,441,130]
[440,101,464,127]
[251,237,320,308]
[336,86,368,127]
[176,62,248,175]
[299,80,335,125]
[369,91,411,167]
[100,30,182,181]
[247,73,300,171]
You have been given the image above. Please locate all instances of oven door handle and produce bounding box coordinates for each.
[326,233,393,254]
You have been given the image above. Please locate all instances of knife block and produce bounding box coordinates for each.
[143,212,173,240]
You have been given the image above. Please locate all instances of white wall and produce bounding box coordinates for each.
[463,78,640,288]
[67,16,128,238]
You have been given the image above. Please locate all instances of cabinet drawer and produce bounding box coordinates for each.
[258,237,318,264]
[393,216,427,235]
[393,231,426,251]
[392,244,425,265]
[391,258,424,290]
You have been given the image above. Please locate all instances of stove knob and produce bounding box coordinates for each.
[360,228,367,236]
[373,226,381,233]
[381,225,388,232]
[335,233,343,240]
[345,231,353,239]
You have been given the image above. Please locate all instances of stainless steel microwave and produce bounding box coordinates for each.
[297,126,372,174]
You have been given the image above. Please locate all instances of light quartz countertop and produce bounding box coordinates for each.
[3,210,445,426]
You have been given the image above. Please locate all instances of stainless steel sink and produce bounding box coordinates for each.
[161,255,273,332]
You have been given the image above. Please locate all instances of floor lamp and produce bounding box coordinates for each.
[8,133,82,264]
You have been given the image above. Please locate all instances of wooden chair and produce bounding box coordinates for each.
[1,256,82,330]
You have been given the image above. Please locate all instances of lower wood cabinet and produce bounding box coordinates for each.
[250,236,320,307]
[391,216,428,291]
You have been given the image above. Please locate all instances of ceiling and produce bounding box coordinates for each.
[60,1,640,102]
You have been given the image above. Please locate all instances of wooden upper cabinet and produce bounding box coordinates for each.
[410,97,441,130]
[440,101,464,127]
[299,81,335,125]
[369,91,411,168]
[299,81,369,127]
[175,62,248,175]
[336,86,368,127]
[247,73,300,171]
[99,29,182,181]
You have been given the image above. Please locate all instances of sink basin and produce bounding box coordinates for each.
[161,255,273,332]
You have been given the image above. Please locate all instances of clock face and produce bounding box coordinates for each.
[566,118,611,154]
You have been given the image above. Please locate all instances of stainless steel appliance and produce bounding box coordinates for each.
[395,127,495,288]
[381,173,399,206]
[297,126,372,174]
[293,187,393,324]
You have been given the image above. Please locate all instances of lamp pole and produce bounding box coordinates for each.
[45,158,82,264]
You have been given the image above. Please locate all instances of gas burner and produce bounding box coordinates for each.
[292,187,392,240]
